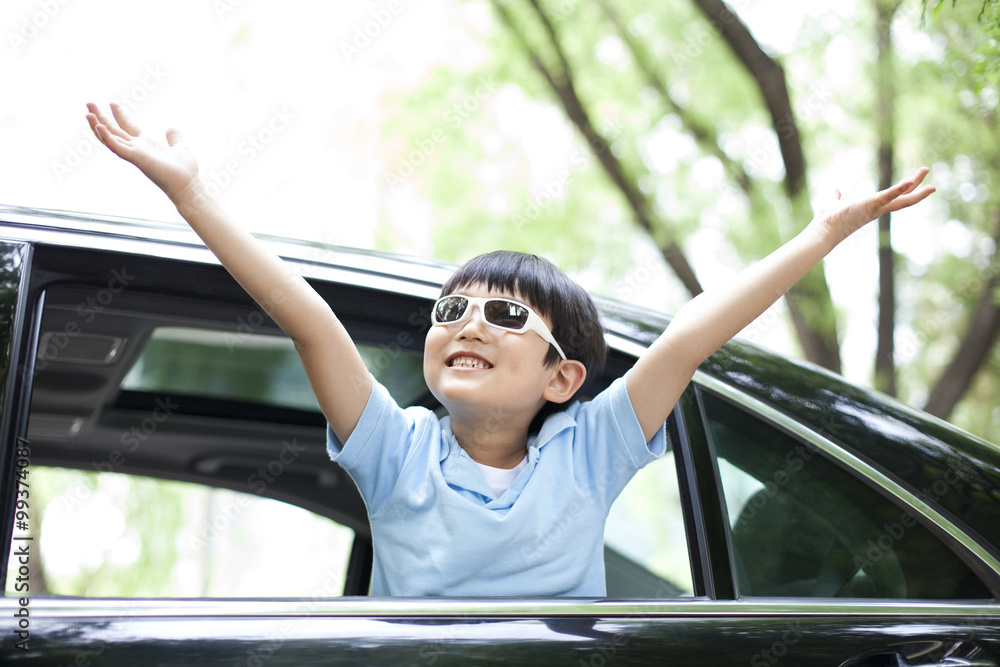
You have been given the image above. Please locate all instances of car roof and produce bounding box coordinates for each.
[3,203,999,552]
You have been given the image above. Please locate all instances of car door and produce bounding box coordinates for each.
[2,219,1000,666]
[671,370,1000,665]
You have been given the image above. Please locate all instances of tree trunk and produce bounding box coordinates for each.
[875,0,901,396]
[689,0,842,372]
[924,209,1000,419]
[597,0,753,197]
[491,0,704,297]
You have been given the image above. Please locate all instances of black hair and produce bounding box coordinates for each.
[440,250,607,427]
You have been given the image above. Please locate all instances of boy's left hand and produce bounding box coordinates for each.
[810,167,935,244]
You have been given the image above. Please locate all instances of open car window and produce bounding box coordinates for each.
[604,448,694,597]
[5,467,354,598]
[18,287,698,599]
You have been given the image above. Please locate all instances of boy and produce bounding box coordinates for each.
[86,102,934,596]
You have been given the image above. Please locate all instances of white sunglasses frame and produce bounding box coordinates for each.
[431,294,567,360]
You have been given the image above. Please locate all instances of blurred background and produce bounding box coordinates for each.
[1,0,998,595]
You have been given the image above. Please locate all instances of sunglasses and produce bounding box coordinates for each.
[431,294,567,360]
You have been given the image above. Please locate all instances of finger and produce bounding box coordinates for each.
[87,103,132,141]
[876,173,922,207]
[85,111,102,141]
[165,127,183,147]
[873,184,936,218]
[92,122,134,160]
[894,168,929,196]
[910,167,929,186]
[86,113,118,148]
[110,102,142,137]
[888,169,931,202]
[902,167,929,194]
[887,184,936,212]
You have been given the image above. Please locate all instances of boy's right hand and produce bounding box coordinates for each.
[86,102,201,204]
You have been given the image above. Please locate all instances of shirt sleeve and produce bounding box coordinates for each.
[326,377,437,516]
[569,375,667,513]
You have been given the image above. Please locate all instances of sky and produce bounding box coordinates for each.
[2,0,859,238]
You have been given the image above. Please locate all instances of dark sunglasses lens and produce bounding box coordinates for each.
[485,300,529,330]
[435,296,468,323]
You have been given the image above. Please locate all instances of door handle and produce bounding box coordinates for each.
[840,640,998,667]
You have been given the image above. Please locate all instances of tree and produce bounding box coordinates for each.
[906,1,1000,429]
[874,0,902,397]
[375,0,999,443]
[489,0,844,371]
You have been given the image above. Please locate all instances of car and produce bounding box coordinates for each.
[1,203,999,665]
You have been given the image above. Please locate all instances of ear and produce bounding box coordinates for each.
[542,359,587,404]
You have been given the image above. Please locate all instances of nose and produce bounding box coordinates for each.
[456,304,491,341]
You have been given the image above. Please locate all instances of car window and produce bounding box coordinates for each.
[4,467,354,598]
[120,326,430,411]
[605,448,694,597]
[702,391,991,599]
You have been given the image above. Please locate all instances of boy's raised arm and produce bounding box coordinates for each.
[626,168,935,442]
[86,103,372,442]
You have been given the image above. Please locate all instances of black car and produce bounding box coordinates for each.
[1,204,999,665]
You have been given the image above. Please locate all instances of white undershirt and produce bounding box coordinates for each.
[475,455,528,498]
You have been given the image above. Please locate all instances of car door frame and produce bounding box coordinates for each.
[0,240,37,591]
[3,221,1000,664]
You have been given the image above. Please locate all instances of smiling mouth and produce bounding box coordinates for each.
[447,355,493,369]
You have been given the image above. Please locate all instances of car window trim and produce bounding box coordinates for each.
[0,243,36,592]
[0,214,450,301]
[4,597,1000,619]
[675,387,736,599]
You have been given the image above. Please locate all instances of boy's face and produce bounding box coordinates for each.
[423,282,561,427]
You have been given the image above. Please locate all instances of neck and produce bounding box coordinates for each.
[449,412,532,469]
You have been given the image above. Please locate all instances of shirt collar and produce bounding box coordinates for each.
[437,405,579,506]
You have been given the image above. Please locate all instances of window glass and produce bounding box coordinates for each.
[703,391,990,599]
[605,448,694,597]
[120,327,429,409]
[5,467,354,598]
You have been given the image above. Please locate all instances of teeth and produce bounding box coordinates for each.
[451,356,489,369]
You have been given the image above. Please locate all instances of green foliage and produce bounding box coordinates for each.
[894,0,1000,443]
[24,468,187,597]
[374,0,999,441]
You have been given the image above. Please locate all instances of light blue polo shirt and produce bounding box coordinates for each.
[327,375,666,597]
